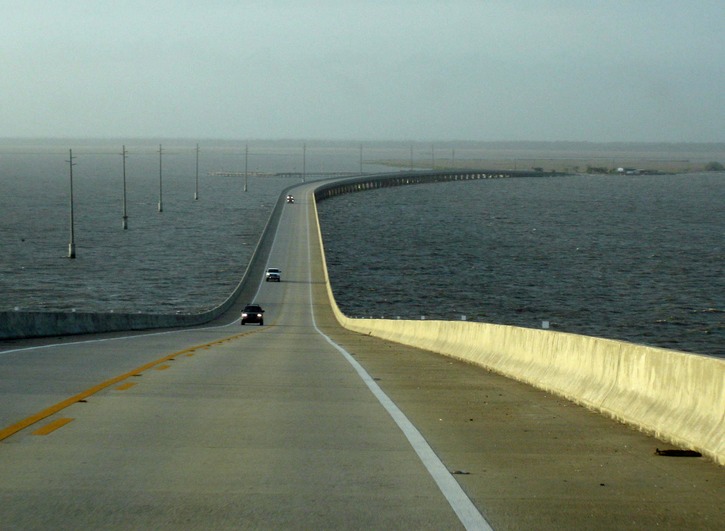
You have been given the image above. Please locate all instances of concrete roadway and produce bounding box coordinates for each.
[0,184,722,530]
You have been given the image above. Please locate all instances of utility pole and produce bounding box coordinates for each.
[67,149,76,259]
[302,143,306,182]
[244,143,248,192]
[158,144,163,212]
[121,145,128,229]
[194,143,199,200]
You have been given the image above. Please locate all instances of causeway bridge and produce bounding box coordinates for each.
[0,171,722,529]
[208,170,362,178]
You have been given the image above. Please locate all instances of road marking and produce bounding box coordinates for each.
[305,195,493,531]
[0,318,243,357]
[155,364,171,371]
[0,330,260,442]
[116,382,136,391]
[252,197,288,303]
[0,201,292,360]
[32,418,74,436]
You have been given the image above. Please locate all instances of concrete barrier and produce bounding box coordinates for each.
[0,183,295,340]
[1,171,547,340]
[312,194,725,466]
[5,172,723,466]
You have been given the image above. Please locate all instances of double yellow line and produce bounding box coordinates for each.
[0,329,259,442]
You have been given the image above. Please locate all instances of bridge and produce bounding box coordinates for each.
[208,170,362,178]
[0,171,722,529]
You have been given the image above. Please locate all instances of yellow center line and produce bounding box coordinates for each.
[0,328,267,442]
[32,418,74,436]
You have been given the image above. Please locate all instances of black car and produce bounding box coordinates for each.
[286,194,295,203]
[241,304,264,325]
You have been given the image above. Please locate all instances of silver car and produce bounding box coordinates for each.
[265,268,281,282]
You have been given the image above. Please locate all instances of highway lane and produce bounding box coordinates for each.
[0,186,488,529]
[2,182,723,530]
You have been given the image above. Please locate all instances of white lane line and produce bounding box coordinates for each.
[1,209,288,356]
[251,198,289,304]
[0,328,186,355]
[0,317,241,356]
[2,195,299,356]
[305,195,493,531]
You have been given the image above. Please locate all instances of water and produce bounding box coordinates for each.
[1,140,723,358]
[0,140,382,314]
[317,174,724,358]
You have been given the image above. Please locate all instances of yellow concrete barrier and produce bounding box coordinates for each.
[313,198,725,465]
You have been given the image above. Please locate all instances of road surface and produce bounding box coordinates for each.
[0,184,722,530]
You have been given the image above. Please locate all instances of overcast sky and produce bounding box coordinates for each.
[2,1,723,142]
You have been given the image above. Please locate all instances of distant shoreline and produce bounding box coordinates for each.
[1,138,723,150]
[1,138,722,175]
[374,158,722,174]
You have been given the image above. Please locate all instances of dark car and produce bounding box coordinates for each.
[286,194,295,203]
[241,304,264,325]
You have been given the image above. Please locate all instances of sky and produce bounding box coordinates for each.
[2,1,723,143]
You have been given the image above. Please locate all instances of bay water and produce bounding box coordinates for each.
[317,173,724,358]
[1,140,722,358]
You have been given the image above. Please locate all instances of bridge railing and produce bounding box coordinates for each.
[310,173,725,466]
[0,183,296,339]
[313,168,556,201]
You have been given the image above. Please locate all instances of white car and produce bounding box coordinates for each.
[265,268,281,282]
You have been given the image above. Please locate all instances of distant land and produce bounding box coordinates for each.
[1,138,722,174]
[369,141,725,174]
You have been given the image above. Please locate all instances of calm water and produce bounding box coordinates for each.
[1,141,723,358]
[317,174,724,358]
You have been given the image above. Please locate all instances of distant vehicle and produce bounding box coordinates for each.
[265,268,281,282]
[286,194,295,203]
[241,304,264,325]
